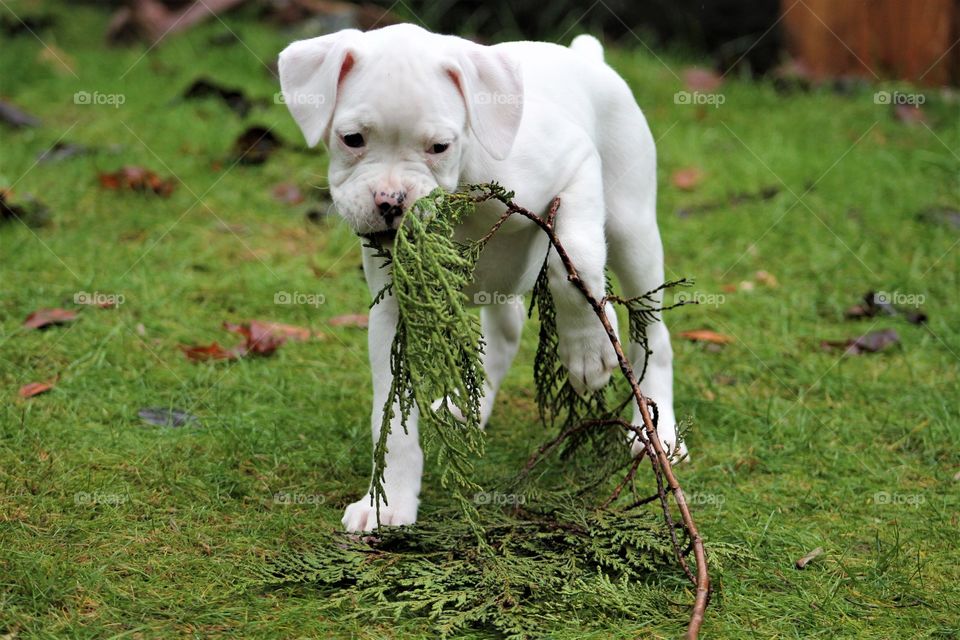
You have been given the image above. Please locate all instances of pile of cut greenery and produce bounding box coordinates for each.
[249,185,728,637]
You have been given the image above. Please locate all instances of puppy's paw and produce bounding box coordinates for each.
[342,493,418,532]
[430,388,493,429]
[629,420,689,464]
[558,314,619,396]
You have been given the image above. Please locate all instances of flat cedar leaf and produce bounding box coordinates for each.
[671,167,704,191]
[821,328,900,355]
[329,313,369,328]
[24,308,78,329]
[677,329,733,344]
[19,380,55,398]
[98,166,175,197]
[683,67,722,92]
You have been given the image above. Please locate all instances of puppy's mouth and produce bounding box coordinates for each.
[361,228,398,243]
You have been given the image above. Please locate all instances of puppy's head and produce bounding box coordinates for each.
[278,24,523,236]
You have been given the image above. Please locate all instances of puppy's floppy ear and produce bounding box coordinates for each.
[278,30,361,148]
[447,44,523,160]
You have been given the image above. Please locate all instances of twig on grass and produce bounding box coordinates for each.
[468,184,711,639]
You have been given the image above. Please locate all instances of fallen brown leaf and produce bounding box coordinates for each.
[183,77,252,116]
[893,103,926,125]
[671,167,704,191]
[19,380,55,398]
[223,321,287,355]
[795,547,824,569]
[329,313,369,328]
[272,182,304,205]
[231,126,282,165]
[180,342,237,361]
[677,329,733,345]
[1,190,52,227]
[821,328,900,355]
[683,67,722,92]
[248,320,314,341]
[99,166,175,197]
[24,308,78,330]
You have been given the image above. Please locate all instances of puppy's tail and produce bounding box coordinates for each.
[569,34,604,63]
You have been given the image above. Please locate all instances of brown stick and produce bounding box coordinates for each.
[476,187,710,639]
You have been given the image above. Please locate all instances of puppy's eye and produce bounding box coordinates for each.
[428,142,449,154]
[342,133,365,148]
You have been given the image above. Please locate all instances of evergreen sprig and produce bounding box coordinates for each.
[250,185,729,638]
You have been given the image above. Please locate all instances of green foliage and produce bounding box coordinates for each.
[366,189,489,528]
[249,498,715,639]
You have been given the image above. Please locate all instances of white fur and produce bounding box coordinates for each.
[279,24,685,533]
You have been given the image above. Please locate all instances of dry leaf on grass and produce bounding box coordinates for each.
[19,380,55,399]
[24,308,77,330]
[821,328,900,355]
[893,104,926,125]
[671,167,704,191]
[231,126,282,165]
[677,329,733,345]
[182,77,252,116]
[181,320,314,361]
[272,182,304,205]
[99,166,175,197]
[683,67,723,92]
[329,313,369,328]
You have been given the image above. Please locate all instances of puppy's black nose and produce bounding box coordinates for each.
[377,201,403,221]
[375,190,406,223]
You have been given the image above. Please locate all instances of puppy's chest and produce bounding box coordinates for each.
[456,219,549,299]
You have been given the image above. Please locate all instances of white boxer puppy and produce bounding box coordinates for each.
[279,24,684,532]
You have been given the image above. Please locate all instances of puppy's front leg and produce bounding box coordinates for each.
[548,158,619,395]
[341,248,423,532]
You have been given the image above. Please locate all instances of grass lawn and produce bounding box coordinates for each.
[1,1,958,637]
